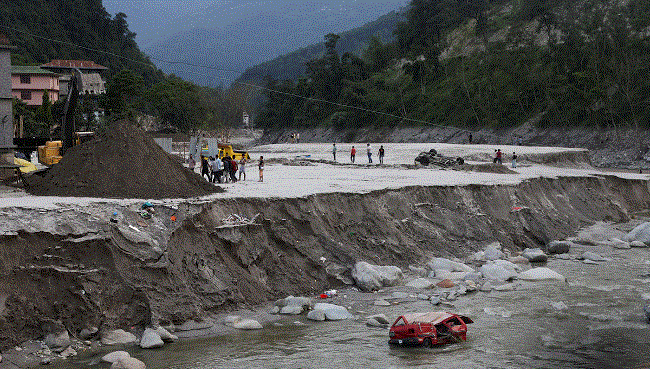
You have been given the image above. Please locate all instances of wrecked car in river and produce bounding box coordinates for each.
[388,311,473,347]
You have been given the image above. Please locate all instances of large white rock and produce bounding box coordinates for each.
[366,314,390,328]
[111,357,146,369]
[522,248,548,262]
[405,278,434,289]
[427,258,474,273]
[313,303,353,320]
[140,328,164,349]
[484,242,504,260]
[223,315,241,326]
[480,261,518,281]
[154,327,177,342]
[280,305,304,315]
[306,310,326,321]
[232,319,263,330]
[351,262,403,291]
[102,351,131,363]
[625,222,650,245]
[519,267,566,282]
[101,330,137,345]
[546,240,571,254]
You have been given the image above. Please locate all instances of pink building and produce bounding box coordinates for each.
[11,66,59,106]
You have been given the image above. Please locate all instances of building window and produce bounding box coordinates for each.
[21,90,32,100]
[20,74,31,84]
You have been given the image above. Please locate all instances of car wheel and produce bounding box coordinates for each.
[423,338,433,348]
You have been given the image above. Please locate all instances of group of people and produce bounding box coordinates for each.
[332,143,385,164]
[290,132,300,143]
[493,149,518,168]
[187,154,265,182]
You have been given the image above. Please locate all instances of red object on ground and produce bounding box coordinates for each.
[388,311,473,347]
[319,294,328,299]
[171,216,177,221]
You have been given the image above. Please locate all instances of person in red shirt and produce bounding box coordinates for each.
[351,146,356,163]
[496,149,503,165]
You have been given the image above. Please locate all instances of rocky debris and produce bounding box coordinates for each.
[373,299,391,306]
[519,267,566,282]
[312,303,354,320]
[102,351,131,363]
[223,315,241,326]
[406,278,434,289]
[427,258,474,273]
[436,279,457,288]
[479,282,493,292]
[325,263,354,285]
[27,120,219,199]
[480,260,518,281]
[509,256,530,264]
[610,238,631,249]
[79,327,98,340]
[233,319,263,330]
[522,248,548,262]
[280,306,304,315]
[366,314,390,328]
[581,251,607,262]
[546,240,572,254]
[351,262,403,292]
[275,296,314,315]
[101,330,137,345]
[140,328,164,349]
[154,327,177,342]
[60,346,77,358]
[414,149,464,167]
[111,357,146,369]
[306,310,326,321]
[408,266,428,277]
[480,242,505,261]
[625,222,650,245]
[44,330,70,353]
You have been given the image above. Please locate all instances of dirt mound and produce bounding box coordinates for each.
[458,163,518,174]
[28,121,220,199]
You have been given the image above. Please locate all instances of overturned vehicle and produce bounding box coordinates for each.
[415,149,464,167]
[388,311,473,347]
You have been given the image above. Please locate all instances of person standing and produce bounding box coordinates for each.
[350,146,356,163]
[209,156,217,183]
[215,156,223,183]
[496,149,503,165]
[229,157,238,182]
[366,143,372,163]
[468,133,473,144]
[188,155,196,172]
[511,152,517,168]
[296,132,300,143]
[258,156,264,182]
[378,145,385,164]
[223,156,231,183]
[239,156,247,181]
[201,156,211,181]
[332,143,337,161]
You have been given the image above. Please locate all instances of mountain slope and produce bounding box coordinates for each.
[143,0,408,86]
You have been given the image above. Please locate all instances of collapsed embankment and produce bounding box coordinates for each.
[0,175,648,349]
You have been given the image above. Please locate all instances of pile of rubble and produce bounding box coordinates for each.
[415,149,464,167]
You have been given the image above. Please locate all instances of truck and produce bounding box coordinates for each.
[388,311,473,347]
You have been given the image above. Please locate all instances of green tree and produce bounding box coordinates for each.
[100,69,145,118]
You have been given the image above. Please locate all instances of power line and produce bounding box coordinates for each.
[2,24,486,136]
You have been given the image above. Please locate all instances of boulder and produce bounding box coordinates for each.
[233,319,263,330]
[436,279,456,288]
[111,357,146,369]
[406,278,434,289]
[408,266,428,277]
[60,346,77,358]
[519,267,565,282]
[625,222,650,245]
[417,294,430,300]
[509,256,530,265]
[522,248,548,262]
[546,240,572,254]
[154,327,178,342]
[630,241,648,248]
[430,295,441,305]
[44,330,70,353]
[101,330,137,345]
[484,242,504,260]
[351,262,403,291]
[306,310,326,321]
[551,301,569,311]
[465,280,477,291]
[140,328,164,349]
[280,305,304,315]
[79,327,99,340]
[479,282,493,292]
[102,351,131,363]
[366,314,390,328]
[283,296,313,309]
[373,299,391,306]
[480,261,518,281]
[582,251,607,262]
[270,306,280,314]
[313,303,354,320]
[223,315,241,326]
[427,258,474,273]
[610,238,631,249]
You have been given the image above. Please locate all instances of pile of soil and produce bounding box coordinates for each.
[28,121,221,199]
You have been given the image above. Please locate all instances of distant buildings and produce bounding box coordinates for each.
[40,59,107,97]
[11,66,60,106]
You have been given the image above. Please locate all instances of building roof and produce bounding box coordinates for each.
[11,66,58,76]
[41,60,108,70]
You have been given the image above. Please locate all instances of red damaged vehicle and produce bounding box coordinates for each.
[388,311,473,347]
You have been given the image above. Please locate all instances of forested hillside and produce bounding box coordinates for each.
[256,0,649,132]
[236,10,406,84]
[1,0,163,85]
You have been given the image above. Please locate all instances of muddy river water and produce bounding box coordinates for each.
[52,241,649,369]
